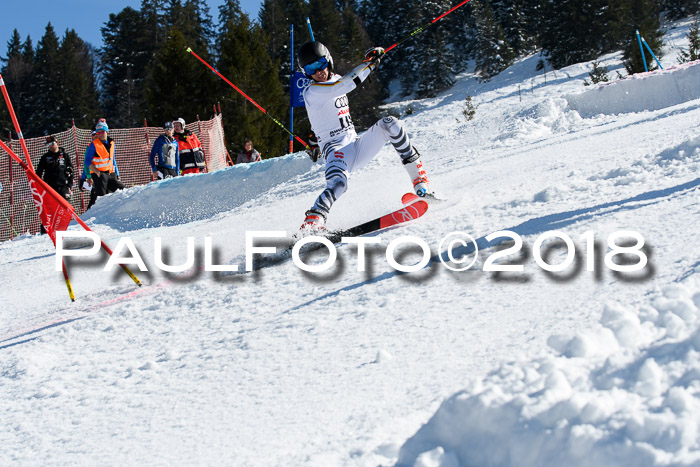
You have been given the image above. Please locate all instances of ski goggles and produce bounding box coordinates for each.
[303,57,329,76]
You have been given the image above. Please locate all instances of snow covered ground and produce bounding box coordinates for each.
[1,18,699,466]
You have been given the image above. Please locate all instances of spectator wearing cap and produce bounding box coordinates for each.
[149,121,180,180]
[236,139,261,164]
[82,120,125,209]
[173,118,206,174]
[37,135,74,201]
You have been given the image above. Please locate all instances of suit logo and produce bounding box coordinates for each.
[335,96,349,108]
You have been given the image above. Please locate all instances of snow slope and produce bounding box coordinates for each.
[1,19,699,466]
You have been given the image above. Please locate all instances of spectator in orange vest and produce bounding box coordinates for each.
[173,118,206,174]
[236,139,261,164]
[82,121,125,209]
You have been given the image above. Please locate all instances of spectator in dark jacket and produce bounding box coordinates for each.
[150,121,180,179]
[236,139,261,164]
[37,136,73,200]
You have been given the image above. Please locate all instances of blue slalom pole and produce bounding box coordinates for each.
[306,17,315,41]
[290,24,294,153]
[642,36,663,70]
[636,30,648,72]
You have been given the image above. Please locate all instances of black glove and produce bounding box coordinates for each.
[306,132,320,163]
[64,166,73,186]
[364,47,385,67]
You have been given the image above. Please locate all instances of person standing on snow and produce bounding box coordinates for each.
[37,136,74,235]
[37,136,74,201]
[82,121,125,209]
[149,121,180,179]
[297,41,432,231]
[173,118,206,174]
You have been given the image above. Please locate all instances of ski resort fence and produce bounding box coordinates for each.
[0,114,229,242]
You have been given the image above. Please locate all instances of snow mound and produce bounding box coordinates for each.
[500,98,583,144]
[589,134,700,186]
[397,276,700,467]
[82,152,313,231]
[565,60,700,117]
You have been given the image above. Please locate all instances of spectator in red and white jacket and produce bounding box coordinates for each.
[236,139,261,164]
[173,118,206,174]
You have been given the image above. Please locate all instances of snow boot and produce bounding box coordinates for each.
[403,148,432,197]
[299,209,327,233]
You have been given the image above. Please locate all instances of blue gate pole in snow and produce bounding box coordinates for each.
[306,17,315,41]
[636,30,649,72]
[290,24,294,153]
[642,36,664,70]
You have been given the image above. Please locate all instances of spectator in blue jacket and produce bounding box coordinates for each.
[150,121,180,179]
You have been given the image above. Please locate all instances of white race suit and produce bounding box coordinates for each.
[303,60,423,217]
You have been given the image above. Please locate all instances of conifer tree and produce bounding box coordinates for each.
[258,0,287,62]
[665,0,699,20]
[146,28,218,125]
[414,0,456,97]
[57,30,101,130]
[337,1,381,129]
[100,7,151,127]
[447,1,479,73]
[540,0,615,69]
[25,23,63,135]
[678,20,700,63]
[258,0,312,151]
[147,0,218,125]
[618,0,664,74]
[141,0,169,51]
[360,0,399,84]
[185,0,217,48]
[0,30,33,136]
[259,0,308,67]
[306,0,343,64]
[519,0,546,50]
[360,0,391,49]
[491,0,537,57]
[473,0,514,80]
[217,1,287,156]
[167,0,216,51]
[364,0,462,95]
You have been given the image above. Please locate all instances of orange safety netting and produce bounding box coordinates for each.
[0,114,229,241]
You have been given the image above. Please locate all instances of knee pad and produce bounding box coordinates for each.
[326,174,348,198]
[379,116,402,137]
[380,116,413,157]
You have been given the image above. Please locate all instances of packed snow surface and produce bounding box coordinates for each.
[1,20,699,466]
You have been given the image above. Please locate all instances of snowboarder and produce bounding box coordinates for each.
[297,41,432,232]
